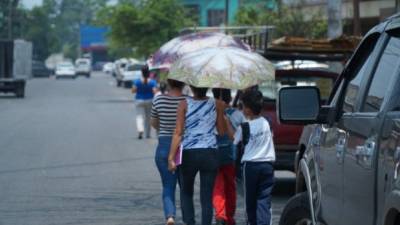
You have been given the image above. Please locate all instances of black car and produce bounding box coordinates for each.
[32,60,52,78]
[278,14,400,225]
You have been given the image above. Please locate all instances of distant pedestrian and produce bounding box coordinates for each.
[233,90,275,225]
[211,88,245,225]
[168,86,226,225]
[132,65,157,139]
[150,79,186,225]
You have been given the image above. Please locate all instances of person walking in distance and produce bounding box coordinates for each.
[150,79,186,225]
[229,90,275,225]
[212,88,245,225]
[168,86,226,225]
[132,65,157,139]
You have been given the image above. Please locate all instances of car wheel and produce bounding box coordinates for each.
[116,80,122,87]
[279,192,311,225]
[15,83,25,98]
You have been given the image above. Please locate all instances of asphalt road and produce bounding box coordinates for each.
[0,72,295,225]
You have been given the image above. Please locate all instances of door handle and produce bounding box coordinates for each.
[335,133,346,164]
[355,140,376,167]
[355,141,375,158]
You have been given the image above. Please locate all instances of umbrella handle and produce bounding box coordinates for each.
[233,90,242,108]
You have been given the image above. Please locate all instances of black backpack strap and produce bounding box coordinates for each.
[241,122,250,147]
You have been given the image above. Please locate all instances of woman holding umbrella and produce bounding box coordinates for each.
[168,86,227,225]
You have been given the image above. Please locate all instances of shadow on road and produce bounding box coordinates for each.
[272,176,296,196]
[91,99,133,104]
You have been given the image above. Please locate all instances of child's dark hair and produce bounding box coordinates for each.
[241,89,264,115]
[141,65,150,84]
[190,85,208,98]
[212,88,232,104]
[167,79,185,90]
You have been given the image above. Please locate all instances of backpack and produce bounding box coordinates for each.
[235,122,250,177]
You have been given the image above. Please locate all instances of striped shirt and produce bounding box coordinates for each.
[151,94,186,136]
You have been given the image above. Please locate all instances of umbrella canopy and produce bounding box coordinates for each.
[168,47,275,90]
[149,32,250,70]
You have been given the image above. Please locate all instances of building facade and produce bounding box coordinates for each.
[181,0,278,26]
[283,0,398,34]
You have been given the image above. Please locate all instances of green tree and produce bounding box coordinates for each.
[24,6,59,60]
[99,0,192,58]
[235,5,328,39]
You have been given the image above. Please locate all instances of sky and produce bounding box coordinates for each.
[21,0,43,9]
[21,0,118,9]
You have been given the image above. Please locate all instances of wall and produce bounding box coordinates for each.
[182,0,240,26]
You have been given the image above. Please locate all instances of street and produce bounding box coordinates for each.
[0,72,295,225]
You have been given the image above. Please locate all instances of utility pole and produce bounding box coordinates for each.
[8,0,12,39]
[353,0,361,35]
[327,0,343,39]
[225,0,229,26]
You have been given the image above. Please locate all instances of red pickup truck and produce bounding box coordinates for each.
[259,67,339,171]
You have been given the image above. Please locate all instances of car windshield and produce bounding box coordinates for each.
[57,63,73,69]
[259,75,335,101]
[127,64,144,71]
[272,60,344,74]
[77,61,89,65]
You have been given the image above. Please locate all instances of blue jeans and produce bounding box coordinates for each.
[155,136,178,219]
[243,161,274,225]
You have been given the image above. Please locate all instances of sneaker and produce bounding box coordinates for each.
[138,132,143,139]
[166,217,175,225]
[215,219,226,225]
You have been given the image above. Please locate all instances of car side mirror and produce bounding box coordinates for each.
[278,86,321,125]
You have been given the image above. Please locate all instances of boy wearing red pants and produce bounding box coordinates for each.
[212,89,246,225]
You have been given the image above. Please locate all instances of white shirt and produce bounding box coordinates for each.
[234,117,275,163]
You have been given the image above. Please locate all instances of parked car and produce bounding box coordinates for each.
[55,62,76,79]
[32,60,52,78]
[258,68,339,172]
[278,14,400,225]
[102,62,113,75]
[75,58,91,78]
[120,62,145,88]
[114,58,129,86]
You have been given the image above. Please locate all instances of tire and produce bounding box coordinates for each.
[279,192,311,225]
[116,80,122,87]
[15,86,25,98]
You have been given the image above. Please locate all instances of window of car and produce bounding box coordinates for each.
[127,64,144,71]
[259,75,335,101]
[362,32,400,113]
[342,33,380,113]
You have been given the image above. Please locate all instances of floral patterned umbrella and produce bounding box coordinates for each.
[149,32,250,70]
[168,47,275,89]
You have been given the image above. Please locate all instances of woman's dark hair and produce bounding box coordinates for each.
[167,79,185,90]
[190,85,208,98]
[212,88,231,104]
[241,89,264,115]
[141,65,150,84]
